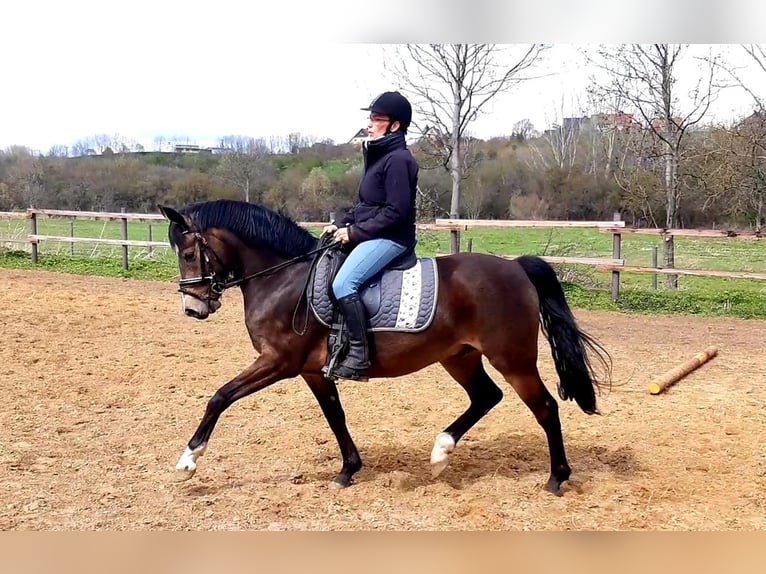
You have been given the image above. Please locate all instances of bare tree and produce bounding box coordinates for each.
[511,119,536,141]
[47,144,70,158]
[712,45,766,230]
[529,91,592,175]
[532,122,580,175]
[717,45,766,114]
[385,44,548,219]
[702,115,766,229]
[216,135,272,203]
[586,44,721,288]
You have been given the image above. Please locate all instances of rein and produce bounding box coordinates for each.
[222,236,339,290]
[178,231,341,335]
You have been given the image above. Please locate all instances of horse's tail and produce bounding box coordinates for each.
[515,255,612,415]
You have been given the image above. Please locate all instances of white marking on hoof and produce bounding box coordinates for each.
[175,444,206,481]
[430,432,456,478]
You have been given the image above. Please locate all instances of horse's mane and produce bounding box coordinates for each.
[174,199,319,258]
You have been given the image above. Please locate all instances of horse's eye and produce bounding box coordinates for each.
[182,250,196,262]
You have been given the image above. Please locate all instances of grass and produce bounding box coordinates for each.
[2,217,765,319]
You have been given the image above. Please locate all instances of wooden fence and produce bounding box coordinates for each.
[0,208,331,270]
[2,209,765,302]
[433,218,766,301]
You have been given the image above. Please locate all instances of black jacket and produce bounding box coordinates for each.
[335,130,419,250]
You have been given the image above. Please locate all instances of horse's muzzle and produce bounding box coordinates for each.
[181,294,221,319]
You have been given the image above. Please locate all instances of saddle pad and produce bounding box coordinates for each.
[309,252,439,333]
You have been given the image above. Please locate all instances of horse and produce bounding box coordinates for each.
[158,199,613,495]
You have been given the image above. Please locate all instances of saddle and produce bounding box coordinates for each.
[307,243,439,377]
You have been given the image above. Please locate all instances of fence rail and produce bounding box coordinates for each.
[2,210,764,300]
[0,211,31,219]
[436,218,626,229]
[598,226,764,239]
[28,235,169,248]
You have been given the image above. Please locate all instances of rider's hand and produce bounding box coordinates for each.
[321,224,338,238]
[334,226,351,244]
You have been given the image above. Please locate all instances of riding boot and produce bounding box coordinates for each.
[332,293,370,382]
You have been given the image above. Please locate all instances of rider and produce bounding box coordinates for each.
[322,91,420,381]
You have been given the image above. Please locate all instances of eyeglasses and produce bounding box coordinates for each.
[369,114,391,123]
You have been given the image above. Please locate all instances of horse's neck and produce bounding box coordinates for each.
[239,246,289,276]
[237,247,311,309]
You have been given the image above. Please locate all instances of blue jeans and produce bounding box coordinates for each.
[332,238,407,300]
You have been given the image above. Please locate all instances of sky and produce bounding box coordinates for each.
[2,1,766,154]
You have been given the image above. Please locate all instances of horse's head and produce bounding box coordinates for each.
[159,204,233,320]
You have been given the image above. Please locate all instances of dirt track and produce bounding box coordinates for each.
[1,268,765,530]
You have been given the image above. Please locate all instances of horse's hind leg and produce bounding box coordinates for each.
[302,374,362,488]
[431,348,504,478]
[496,366,571,496]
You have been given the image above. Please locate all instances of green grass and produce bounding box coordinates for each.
[2,218,765,319]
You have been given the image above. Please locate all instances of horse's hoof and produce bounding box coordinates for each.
[331,477,352,489]
[174,463,197,481]
[431,459,449,478]
[546,478,565,497]
[430,432,455,478]
[174,446,204,481]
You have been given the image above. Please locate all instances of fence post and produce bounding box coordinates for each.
[610,212,622,302]
[30,207,38,264]
[148,224,153,255]
[664,233,677,290]
[450,229,460,254]
[611,231,621,302]
[651,246,658,290]
[69,221,75,256]
[467,238,473,253]
[121,208,129,271]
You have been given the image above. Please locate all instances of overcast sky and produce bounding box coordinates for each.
[2,1,765,153]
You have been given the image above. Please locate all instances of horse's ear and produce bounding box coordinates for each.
[158,204,190,232]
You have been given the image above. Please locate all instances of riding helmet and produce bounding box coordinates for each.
[361,91,412,131]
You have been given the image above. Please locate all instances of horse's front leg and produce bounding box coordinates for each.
[174,351,296,480]
[302,374,362,488]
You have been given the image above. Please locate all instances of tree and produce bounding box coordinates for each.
[713,45,766,229]
[298,167,333,220]
[216,135,272,203]
[586,44,721,287]
[47,144,69,158]
[511,119,536,142]
[717,45,766,115]
[700,116,766,229]
[385,44,547,223]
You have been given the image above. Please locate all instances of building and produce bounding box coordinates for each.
[596,111,640,132]
[348,129,368,145]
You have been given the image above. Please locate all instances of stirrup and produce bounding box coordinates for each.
[331,363,369,382]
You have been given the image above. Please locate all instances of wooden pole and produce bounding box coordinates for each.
[30,209,38,264]
[611,231,621,302]
[648,346,718,395]
[651,246,658,290]
[610,211,622,302]
[450,229,460,254]
[121,208,129,271]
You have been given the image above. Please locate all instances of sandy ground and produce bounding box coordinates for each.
[1,267,765,531]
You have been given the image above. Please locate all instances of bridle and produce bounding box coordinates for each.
[176,231,230,301]
[175,229,340,333]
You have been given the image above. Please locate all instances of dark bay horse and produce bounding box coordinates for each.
[159,199,612,495]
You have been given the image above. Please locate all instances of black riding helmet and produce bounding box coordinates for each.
[361,91,412,133]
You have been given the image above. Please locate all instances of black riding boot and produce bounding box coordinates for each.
[333,293,370,382]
